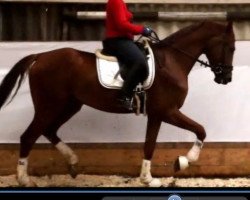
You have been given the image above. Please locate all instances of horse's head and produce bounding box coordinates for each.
[204,21,235,84]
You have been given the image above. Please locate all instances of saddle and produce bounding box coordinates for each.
[95,39,155,115]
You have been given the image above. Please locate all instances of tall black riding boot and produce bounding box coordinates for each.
[118,93,133,111]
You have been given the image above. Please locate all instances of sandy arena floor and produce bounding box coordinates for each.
[1,174,250,187]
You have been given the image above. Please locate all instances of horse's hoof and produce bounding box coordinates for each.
[141,178,162,187]
[148,178,162,187]
[174,156,189,172]
[68,164,78,178]
[17,176,37,187]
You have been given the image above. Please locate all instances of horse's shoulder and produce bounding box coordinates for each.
[160,67,188,92]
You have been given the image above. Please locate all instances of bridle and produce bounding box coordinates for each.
[145,30,233,76]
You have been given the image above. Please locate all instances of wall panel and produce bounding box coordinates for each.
[1,2,250,40]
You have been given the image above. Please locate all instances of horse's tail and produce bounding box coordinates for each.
[0,54,37,109]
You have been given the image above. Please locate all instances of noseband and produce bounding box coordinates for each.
[211,63,233,76]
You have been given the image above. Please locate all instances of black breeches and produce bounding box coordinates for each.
[102,37,149,97]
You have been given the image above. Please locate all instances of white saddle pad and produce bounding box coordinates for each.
[95,42,155,90]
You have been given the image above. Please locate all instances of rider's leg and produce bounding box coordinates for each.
[117,42,148,110]
[102,38,149,110]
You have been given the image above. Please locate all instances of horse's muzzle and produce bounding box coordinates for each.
[214,76,232,84]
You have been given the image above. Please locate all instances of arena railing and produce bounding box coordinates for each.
[75,11,250,21]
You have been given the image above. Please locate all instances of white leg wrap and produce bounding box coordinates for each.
[17,158,31,186]
[140,159,162,187]
[178,156,189,170]
[186,139,203,162]
[55,142,78,165]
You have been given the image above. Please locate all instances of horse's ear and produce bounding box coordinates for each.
[226,21,233,32]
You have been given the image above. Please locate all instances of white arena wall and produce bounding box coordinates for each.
[0,41,249,144]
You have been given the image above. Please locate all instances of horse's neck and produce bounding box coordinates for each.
[177,35,207,73]
[170,25,224,74]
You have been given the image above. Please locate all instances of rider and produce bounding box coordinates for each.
[102,0,153,110]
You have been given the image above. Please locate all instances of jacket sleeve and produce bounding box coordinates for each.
[109,0,144,35]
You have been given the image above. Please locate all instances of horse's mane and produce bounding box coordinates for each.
[154,21,205,47]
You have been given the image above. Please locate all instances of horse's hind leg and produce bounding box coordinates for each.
[43,99,82,178]
[17,113,55,186]
[17,99,79,186]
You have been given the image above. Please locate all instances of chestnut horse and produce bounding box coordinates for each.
[0,21,235,187]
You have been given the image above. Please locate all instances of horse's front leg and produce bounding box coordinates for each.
[140,116,162,187]
[165,109,206,170]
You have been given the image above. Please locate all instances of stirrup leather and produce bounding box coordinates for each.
[133,84,147,116]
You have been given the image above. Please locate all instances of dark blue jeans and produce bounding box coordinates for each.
[102,37,149,98]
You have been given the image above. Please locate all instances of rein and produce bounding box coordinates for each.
[146,31,226,75]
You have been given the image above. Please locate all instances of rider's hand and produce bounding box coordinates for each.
[142,27,153,37]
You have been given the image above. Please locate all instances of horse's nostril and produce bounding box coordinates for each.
[224,77,232,84]
[215,77,222,84]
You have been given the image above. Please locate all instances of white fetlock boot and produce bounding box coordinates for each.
[55,142,79,178]
[140,159,162,187]
[187,139,203,163]
[17,158,36,187]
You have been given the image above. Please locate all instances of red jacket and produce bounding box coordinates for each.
[105,0,144,39]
